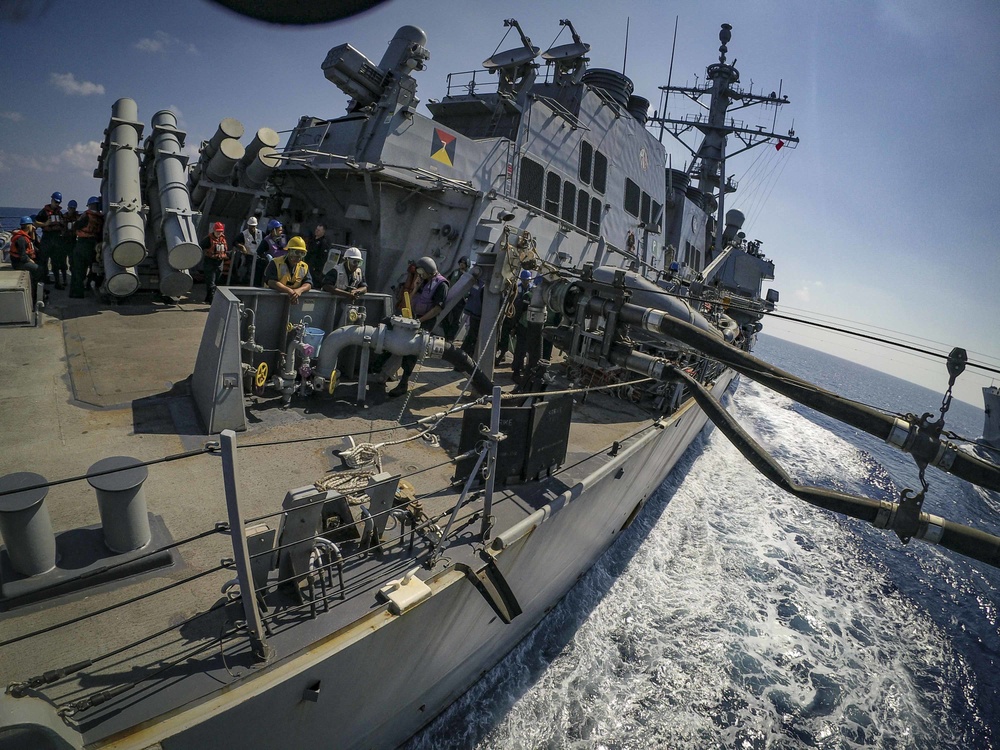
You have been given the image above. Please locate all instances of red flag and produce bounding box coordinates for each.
[775,140,785,151]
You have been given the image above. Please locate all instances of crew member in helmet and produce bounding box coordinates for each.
[70,197,104,298]
[388,256,449,397]
[231,216,262,284]
[200,222,228,304]
[254,219,285,287]
[265,235,312,305]
[321,246,367,325]
[34,191,65,288]
[10,216,45,302]
[61,199,80,288]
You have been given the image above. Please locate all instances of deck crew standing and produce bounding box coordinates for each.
[231,216,262,284]
[200,222,228,304]
[9,217,45,302]
[320,246,367,327]
[69,197,104,298]
[61,200,80,289]
[34,191,65,288]
[264,235,312,305]
[305,223,332,276]
[254,219,285,287]
[388,256,449,397]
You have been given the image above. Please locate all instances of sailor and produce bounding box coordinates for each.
[305,223,332,275]
[388,256,448,397]
[460,275,485,358]
[321,246,367,326]
[254,219,285,287]
[69,197,104,298]
[200,222,228,304]
[9,216,45,302]
[496,268,532,366]
[231,216,262,284]
[441,256,469,342]
[34,191,65,288]
[264,235,313,305]
[61,199,80,289]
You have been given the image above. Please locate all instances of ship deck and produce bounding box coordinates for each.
[0,286,667,740]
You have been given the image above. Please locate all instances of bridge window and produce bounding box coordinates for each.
[545,172,562,215]
[562,182,576,223]
[576,189,590,231]
[518,157,544,209]
[593,150,608,194]
[624,178,640,217]
[590,197,602,234]
[579,142,593,185]
[641,192,651,224]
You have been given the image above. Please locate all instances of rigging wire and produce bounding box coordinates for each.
[776,303,1000,365]
[762,310,1000,377]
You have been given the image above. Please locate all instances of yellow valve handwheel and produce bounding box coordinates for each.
[328,371,338,395]
[254,362,269,388]
[402,291,413,319]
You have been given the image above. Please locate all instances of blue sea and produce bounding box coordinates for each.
[408,335,1000,749]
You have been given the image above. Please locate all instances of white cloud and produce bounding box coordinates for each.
[0,111,24,122]
[50,72,105,96]
[135,30,198,55]
[0,142,101,176]
[60,141,102,171]
[793,286,811,303]
[0,150,51,173]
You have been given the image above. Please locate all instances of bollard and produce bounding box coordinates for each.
[87,457,151,553]
[0,472,57,577]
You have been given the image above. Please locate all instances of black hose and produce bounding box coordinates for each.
[608,300,1000,494]
[442,343,493,395]
[670,366,1000,569]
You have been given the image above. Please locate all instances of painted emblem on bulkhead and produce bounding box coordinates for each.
[431,128,456,167]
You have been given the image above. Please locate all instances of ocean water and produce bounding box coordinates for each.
[408,335,1000,749]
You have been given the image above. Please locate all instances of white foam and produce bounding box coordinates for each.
[408,379,985,749]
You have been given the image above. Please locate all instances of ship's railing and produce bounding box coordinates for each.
[444,66,554,98]
[445,69,500,98]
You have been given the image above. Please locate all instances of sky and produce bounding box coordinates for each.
[1,0,998,409]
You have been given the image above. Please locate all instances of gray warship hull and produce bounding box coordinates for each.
[105,374,733,750]
[1,18,787,750]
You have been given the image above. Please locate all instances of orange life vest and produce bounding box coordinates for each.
[9,229,36,262]
[204,233,228,260]
[76,210,104,239]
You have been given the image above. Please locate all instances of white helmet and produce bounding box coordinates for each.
[247,216,258,227]
[343,247,363,261]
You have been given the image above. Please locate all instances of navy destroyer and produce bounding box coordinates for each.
[2,19,999,750]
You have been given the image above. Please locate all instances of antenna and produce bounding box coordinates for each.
[660,15,679,143]
[622,17,630,74]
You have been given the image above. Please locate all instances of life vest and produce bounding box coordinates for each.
[62,211,80,239]
[38,205,65,240]
[260,234,285,259]
[272,256,310,288]
[9,229,36,262]
[204,233,228,260]
[76,210,103,239]
[241,228,262,254]
[411,273,447,317]
[331,261,364,292]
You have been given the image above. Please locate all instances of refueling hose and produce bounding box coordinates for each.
[668,365,1000,569]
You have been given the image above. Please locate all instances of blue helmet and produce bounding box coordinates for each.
[87,196,100,207]
[20,216,34,226]
[267,219,282,231]
[51,191,62,202]
[68,199,78,209]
